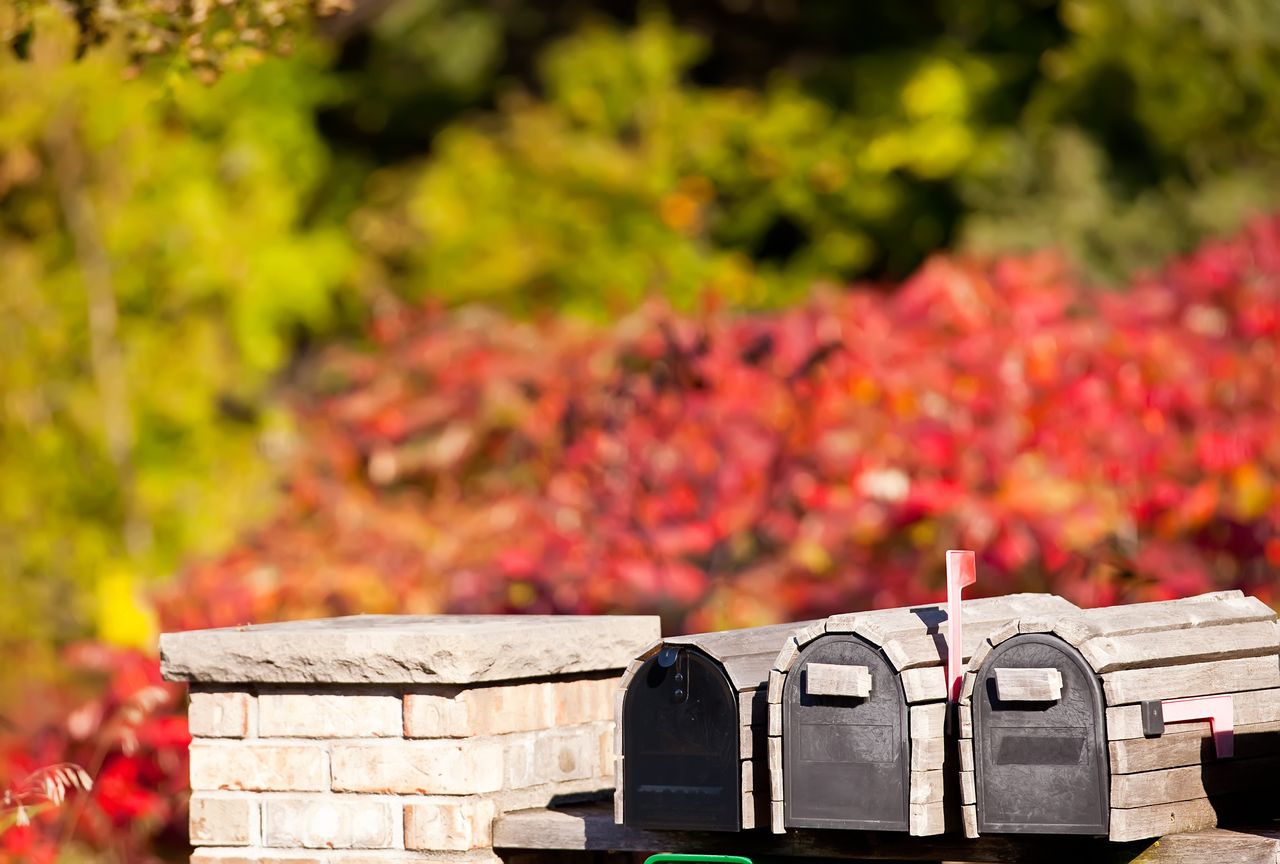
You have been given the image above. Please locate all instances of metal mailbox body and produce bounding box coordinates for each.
[622,647,741,831]
[971,634,1109,835]
[616,621,821,833]
[958,590,1280,842]
[783,635,909,831]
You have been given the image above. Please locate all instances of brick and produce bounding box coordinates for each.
[552,676,617,726]
[533,723,604,785]
[404,796,496,851]
[190,794,257,846]
[405,683,556,739]
[331,741,503,794]
[190,692,252,738]
[190,743,327,792]
[259,693,401,738]
[263,796,398,849]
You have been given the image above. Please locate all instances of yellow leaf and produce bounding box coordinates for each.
[96,566,158,650]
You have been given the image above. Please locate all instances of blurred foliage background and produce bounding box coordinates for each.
[2,0,1280,859]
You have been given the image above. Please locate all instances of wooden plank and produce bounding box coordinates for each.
[739,718,765,760]
[910,702,948,740]
[666,620,823,658]
[994,667,1063,702]
[986,619,1020,648]
[961,802,979,839]
[794,621,826,647]
[909,801,946,837]
[496,799,1280,862]
[1109,797,1219,842]
[1102,656,1280,705]
[959,703,974,738]
[901,666,947,703]
[772,635,801,672]
[1110,756,1280,808]
[1108,687,1280,740]
[741,759,753,794]
[770,799,784,835]
[1132,827,1280,864]
[613,788,623,824]
[909,769,944,805]
[960,667,978,702]
[804,662,872,697]
[911,735,946,771]
[1080,620,1280,674]
[823,594,1077,640]
[882,626,996,672]
[968,634,996,673]
[722,651,784,694]
[959,737,974,772]
[768,735,784,801]
[769,700,781,736]
[959,769,976,805]
[1110,720,1280,773]
[1019,616,1057,633]
[768,668,785,703]
[1050,592,1266,646]
[613,689,625,755]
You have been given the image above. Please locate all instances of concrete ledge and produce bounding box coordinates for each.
[160,615,661,684]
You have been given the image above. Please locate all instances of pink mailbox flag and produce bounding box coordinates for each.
[946,549,977,702]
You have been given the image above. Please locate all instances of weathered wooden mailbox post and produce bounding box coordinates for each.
[614,621,818,832]
[958,590,1280,841]
[766,593,1077,835]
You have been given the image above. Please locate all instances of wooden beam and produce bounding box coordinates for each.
[1109,720,1280,773]
[1080,620,1280,674]
[1108,688,1280,740]
[1102,656,1280,705]
[496,800,1222,862]
[1110,756,1280,808]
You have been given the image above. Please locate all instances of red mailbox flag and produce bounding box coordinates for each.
[946,550,977,702]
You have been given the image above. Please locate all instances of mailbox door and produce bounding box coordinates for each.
[783,636,909,830]
[974,634,1109,835]
[623,648,740,831]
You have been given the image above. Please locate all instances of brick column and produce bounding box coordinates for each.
[161,615,660,864]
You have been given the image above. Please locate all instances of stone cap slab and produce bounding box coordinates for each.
[160,614,661,685]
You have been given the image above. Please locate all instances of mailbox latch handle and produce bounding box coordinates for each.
[1141,694,1234,758]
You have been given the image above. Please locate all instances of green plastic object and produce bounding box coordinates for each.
[644,856,752,864]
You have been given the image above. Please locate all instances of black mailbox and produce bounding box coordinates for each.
[615,621,819,832]
[959,590,1280,841]
[768,594,1076,836]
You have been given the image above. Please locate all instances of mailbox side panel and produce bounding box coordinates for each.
[974,634,1109,835]
[622,649,742,831]
[783,635,910,831]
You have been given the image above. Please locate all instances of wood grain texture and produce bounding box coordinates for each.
[804,662,872,697]
[911,734,946,771]
[1079,620,1280,674]
[961,802,979,839]
[901,665,948,703]
[1108,797,1220,842]
[909,769,945,805]
[910,702,948,740]
[772,635,801,672]
[768,668,785,704]
[1050,592,1266,647]
[770,799,785,835]
[960,769,976,805]
[994,666,1063,701]
[959,703,974,738]
[1102,656,1280,705]
[1107,687,1280,740]
[1109,756,1280,808]
[495,799,1280,862]
[959,736,975,772]
[794,621,827,647]
[908,801,947,837]
[768,735,784,801]
[1109,720,1280,773]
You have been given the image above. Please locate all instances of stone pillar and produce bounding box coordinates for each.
[160,614,660,864]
